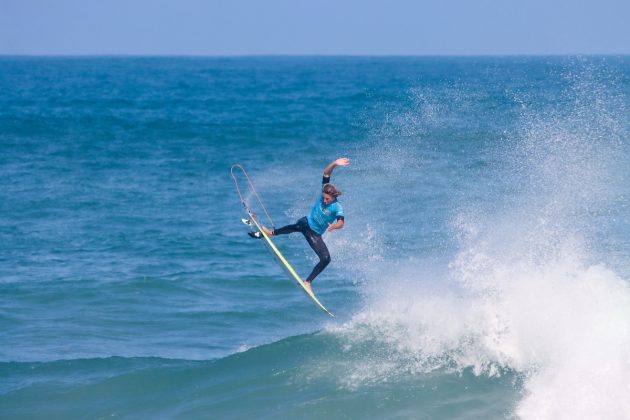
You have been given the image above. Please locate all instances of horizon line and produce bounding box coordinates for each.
[2,52,629,59]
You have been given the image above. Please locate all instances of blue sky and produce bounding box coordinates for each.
[1,0,629,55]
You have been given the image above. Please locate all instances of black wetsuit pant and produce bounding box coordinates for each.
[273,217,330,283]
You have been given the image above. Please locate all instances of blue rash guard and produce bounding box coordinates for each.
[307,177,345,235]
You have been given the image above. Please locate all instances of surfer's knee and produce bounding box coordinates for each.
[321,253,331,267]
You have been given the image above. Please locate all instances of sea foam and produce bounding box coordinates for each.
[332,63,630,419]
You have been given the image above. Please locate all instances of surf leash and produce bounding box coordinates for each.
[230,164,275,230]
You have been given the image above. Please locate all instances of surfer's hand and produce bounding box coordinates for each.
[324,158,349,177]
[334,158,350,167]
[327,220,344,232]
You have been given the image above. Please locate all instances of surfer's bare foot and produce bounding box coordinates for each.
[262,227,274,236]
[303,281,313,294]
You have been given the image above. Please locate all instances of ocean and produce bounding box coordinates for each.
[1,56,629,419]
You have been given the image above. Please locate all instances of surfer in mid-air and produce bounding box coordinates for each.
[250,157,349,293]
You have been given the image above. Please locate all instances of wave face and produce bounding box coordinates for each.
[1,56,629,419]
[0,334,519,419]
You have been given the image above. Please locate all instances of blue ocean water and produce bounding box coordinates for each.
[1,56,629,419]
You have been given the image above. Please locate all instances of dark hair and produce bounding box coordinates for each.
[323,184,342,198]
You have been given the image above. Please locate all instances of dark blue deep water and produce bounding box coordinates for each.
[1,56,629,419]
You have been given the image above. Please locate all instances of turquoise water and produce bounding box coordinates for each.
[1,56,629,419]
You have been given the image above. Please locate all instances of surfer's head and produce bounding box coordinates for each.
[322,184,342,205]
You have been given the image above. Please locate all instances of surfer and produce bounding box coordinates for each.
[251,158,349,293]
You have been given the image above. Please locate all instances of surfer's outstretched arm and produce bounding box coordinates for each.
[323,157,350,179]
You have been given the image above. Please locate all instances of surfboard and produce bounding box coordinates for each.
[241,215,334,317]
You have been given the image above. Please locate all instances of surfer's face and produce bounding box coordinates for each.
[322,192,334,205]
